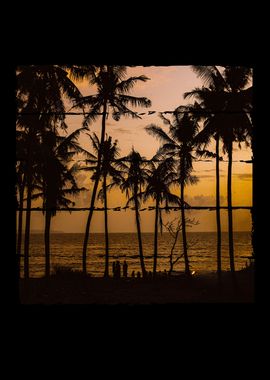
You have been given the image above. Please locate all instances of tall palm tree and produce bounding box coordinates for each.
[73,65,152,273]
[222,66,253,273]
[16,121,42,278]
[80,133,122,277]
[32,127,89,277]
[16,130,44,277]
[118,149,148,277]
[16,65,84,278]
[143,157,182,276]
[185,66,252,274]
[146,109,199,276]
[16,130,27,275]
[184,75,227,278]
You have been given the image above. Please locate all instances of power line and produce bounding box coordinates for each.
[17,206,252,212]
[17,109,252,116]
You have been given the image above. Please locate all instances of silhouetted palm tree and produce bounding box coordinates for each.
[80,133,122,277]
[146,108,199,276]
[16,130,44,277]
[16,65,83,278]
[118,149,149,277]
[73,65,152,273]
[185,65,252,274]
[16,130,27,274]
[32,127,89,277]
[143,157,182,276]
[184,72,227,278]
[16,122,42,278]
[222,66,253,273]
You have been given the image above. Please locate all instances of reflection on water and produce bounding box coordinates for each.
[21,232,252,277]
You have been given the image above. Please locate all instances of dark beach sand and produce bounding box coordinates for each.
[18,267,254,304]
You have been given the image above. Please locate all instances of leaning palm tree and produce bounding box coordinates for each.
[80,133,123,277]
[118,148,148,277]
[16,65,84,278]
[143,156,182,276]
[185,65,252,274]
[72,65,152,273]
[146,108,199,276]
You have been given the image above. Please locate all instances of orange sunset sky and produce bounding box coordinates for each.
[27,66,253,233]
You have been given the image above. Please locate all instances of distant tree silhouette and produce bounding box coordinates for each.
[146,108,199,276]
[80,133,122,277]
[72,65,152,273]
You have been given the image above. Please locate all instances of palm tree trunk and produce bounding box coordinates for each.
[216,136,222,278]
[227,141,235,273]
[153,197,159,276]
[251,114,255,259]
[44,210,52,277]
[24,185,32,279]
[82,178,99,273]
[103,175,109,277]
[134,194,146,277]
[17,176,26,278]
[180,182,191,276]
[82,100,107,273]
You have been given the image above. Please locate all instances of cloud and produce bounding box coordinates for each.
[113,127,136,135]
[199,168,224,173]
[185,194,226,206]
[197,174,215,179]
[196,174,225,179]
[75,172,90,187]
[234,173,252,181]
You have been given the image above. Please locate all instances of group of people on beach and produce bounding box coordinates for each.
[112,262,171,279]
[112,260,128,278]
[112,261,166,279]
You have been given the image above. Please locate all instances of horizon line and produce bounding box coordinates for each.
[29,230,251,234]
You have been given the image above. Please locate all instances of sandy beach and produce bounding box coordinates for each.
[18,267,254,304]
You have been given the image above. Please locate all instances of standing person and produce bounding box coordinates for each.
[116,260,121,278]
[112,261,116,278]
[123,260,128,278]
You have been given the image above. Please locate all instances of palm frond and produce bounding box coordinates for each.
[118,94,151,108]
[145,124,175,145]
[159,112,174,128]
[116,75,150,93]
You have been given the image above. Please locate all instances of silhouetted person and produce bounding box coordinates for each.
[112,261,116,277]
[123,260,128,278]
[116,260,121,278]
[137,271,141,278]
[131,270,135,278]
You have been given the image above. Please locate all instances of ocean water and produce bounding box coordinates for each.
[20,232,253,278]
